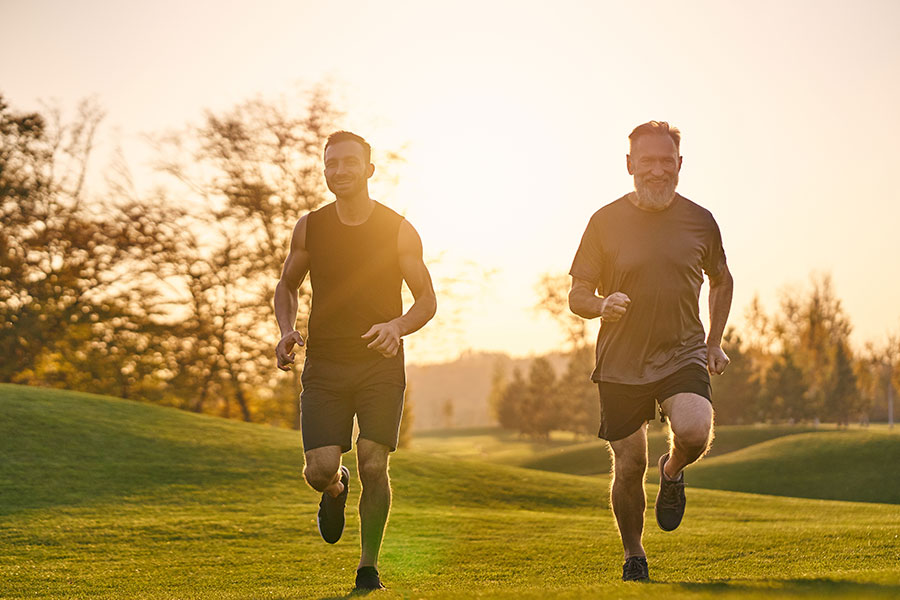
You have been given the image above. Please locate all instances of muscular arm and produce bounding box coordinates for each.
[362,220,437,357]
[273,215,310,370]
[568,276,630,321]
[706,263,734,374]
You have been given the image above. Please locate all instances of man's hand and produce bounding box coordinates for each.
[362,321,402,358]
[276,331,304,371]
[707,344,730,375]
[601,292,631,322]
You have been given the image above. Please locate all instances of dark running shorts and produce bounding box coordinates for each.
[300,351,406,453]
[597,363,711,442]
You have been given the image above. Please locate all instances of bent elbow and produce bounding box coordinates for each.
[428,293,438,321]
[568,291,584,318]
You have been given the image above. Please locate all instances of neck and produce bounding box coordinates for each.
[334,192,374,225]
[628,190,677,212]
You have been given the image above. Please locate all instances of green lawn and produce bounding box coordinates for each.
[2,384,899,599]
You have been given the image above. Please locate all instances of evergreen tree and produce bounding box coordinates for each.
[710,328,762,424]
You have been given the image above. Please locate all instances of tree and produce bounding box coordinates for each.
[826,341,858,427]
[494,367,526,432]
[534,273,597,435]
[518,357,561,440]
[774,273,855,422]
[534,273,591,350]
[146,88,341,424]
[764,348,809,423]
[557,345,599,436]
[0,95,168,397]
[709,328,762,425]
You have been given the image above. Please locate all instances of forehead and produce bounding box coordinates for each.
[631,133,679,157]
[324,140,367,163]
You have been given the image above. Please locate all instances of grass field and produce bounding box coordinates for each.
[2,383,899,599]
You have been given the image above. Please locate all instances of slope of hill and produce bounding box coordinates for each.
[2,383,899,599]
[688,430,900,504]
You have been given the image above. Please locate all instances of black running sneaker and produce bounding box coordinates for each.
[655,453,686,531]
[317,465,349,544]
[622,556,649,581]
[355,566,385,591]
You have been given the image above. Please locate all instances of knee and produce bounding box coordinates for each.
[672,420,712,451]
[357,458,388,488]
[304,462,339,492]
[614,455,647,482]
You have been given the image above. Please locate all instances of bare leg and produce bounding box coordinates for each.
[608,424,649,559]
[659,393,714,479]
[303,445,345,497]
[356,438,391,569]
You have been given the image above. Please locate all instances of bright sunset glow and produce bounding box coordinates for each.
[3,0,900,364]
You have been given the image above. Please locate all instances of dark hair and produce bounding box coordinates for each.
[324,130,371,164]
[628,121,681,153]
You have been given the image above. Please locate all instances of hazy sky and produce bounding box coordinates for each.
[3,0,900,363]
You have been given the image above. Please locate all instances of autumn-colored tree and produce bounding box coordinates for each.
[0,95,168,398]
[146,89,341,424]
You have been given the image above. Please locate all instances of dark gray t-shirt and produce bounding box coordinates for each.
[569,193,727,384]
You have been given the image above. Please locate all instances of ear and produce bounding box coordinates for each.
[366,163,375,179]
[626,154,635,175]
[677,155,683,173]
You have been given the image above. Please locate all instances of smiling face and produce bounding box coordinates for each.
[627,133,682,211]
[323,140,374,200]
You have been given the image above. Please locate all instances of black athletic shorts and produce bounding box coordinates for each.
[300,350,406,453]
[597,363,711,442]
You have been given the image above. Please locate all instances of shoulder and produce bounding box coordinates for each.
[309,201,336,221]
[397,218,421,252]
[289,213,311,250]
[373,200,405,226]
[587,195,630,227]
[676,195,718,225]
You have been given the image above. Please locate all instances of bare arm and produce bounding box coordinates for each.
[362,220,437,357]
[274,215,310,371]
[706,263,734,374]
[568,276,630,321]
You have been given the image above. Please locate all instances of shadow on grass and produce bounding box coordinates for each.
[673,578,900,596]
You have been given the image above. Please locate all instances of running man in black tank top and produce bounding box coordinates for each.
[274,131,437,592]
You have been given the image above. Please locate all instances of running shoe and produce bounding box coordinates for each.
[622,556,649,581]
[317,465,349,544]
[655,453,686,531]
[355,566,385,590]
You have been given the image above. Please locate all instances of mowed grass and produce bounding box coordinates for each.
[1,384,899,599]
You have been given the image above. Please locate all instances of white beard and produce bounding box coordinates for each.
[634,175,678,211]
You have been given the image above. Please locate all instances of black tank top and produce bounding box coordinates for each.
[306,201,404,359]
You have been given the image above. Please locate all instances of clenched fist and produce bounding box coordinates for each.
[601,292,631,322]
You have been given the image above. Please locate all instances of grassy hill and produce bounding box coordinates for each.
[689,430,900,503]
[415,424,900,504]
[2,384,899,599]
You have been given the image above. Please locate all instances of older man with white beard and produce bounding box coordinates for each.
[567,121,734,582]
